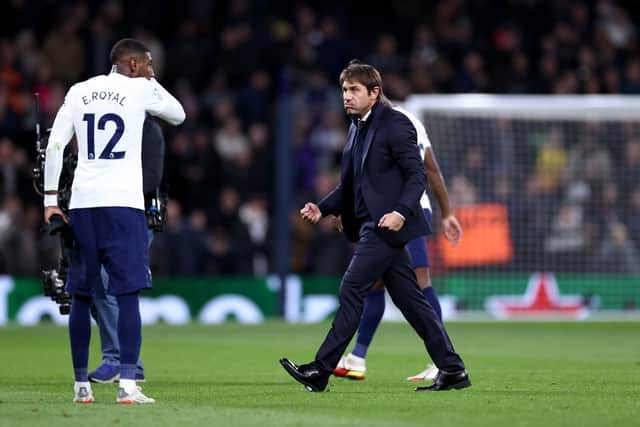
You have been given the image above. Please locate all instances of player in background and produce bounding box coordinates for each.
[333,105,462,382]
[43,38,185,404]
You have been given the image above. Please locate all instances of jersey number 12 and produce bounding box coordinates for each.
[82,113,125,160]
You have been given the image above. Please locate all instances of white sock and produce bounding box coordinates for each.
[348,353,366,363]
[120,379,137,394]
[75,381,91,390]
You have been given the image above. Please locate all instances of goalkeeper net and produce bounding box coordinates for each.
[402,95,640,313]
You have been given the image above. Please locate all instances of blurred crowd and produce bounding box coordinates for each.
[0,0,639,277]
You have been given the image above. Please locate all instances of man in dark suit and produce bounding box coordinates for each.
[280,60,470,392]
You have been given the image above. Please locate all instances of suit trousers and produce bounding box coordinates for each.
[314,221,465,373]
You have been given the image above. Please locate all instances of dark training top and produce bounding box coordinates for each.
[141,117,165,194]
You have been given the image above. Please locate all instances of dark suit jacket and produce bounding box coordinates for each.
[318,102,431,247]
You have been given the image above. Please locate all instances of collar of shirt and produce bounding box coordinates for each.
[360,108,372,123]
[351,101,377,127]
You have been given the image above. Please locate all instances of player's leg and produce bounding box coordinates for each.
[333,279,385,380]
[88,267,120,383]
[66,208,101,403]
[99,207,154,404]
[416,267,442,320]
[69,294,95,403]
[352,280,385,359]
[411,210,441,320]
[115,290,150,403]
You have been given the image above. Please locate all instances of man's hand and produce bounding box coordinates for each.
[378,211,405,231]
[442,214,462,247]
[300,202,322,224]
[44,206,68,224]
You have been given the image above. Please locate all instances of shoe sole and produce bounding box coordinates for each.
[333,368,365,380]
[74,399,94,404]
[89,376,118,384]
[415,379,472,392]
[116,392,155,404]
[452,379,471,389]
[279,359,326,392]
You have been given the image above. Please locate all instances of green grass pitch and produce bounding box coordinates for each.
[1,321,638,427]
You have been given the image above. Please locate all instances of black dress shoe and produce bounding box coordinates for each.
[279,358,329,392]
[415,369,471,392]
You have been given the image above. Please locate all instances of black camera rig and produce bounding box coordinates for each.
[33,94,76,315]
[146,188,169,232]
[42,214,73,315]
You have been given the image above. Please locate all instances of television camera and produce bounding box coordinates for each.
[33,94,76,315]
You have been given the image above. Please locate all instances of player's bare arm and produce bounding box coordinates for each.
[424,147,462,246]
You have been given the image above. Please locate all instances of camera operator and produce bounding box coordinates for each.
[87,115,166,384]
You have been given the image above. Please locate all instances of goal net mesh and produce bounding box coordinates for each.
[402,95,640,312]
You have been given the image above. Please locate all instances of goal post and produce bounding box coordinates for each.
[401,94,640,316]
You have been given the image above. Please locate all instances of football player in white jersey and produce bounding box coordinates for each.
[43,38,185,404]
[333,105,463,383]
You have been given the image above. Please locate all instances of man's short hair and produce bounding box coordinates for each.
[110,38,150,64]
[339,59,384,97]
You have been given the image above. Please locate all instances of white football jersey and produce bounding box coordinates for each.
[393,106,432,211]
[44,73,185,210]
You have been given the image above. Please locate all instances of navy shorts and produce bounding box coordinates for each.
[406,208,432,268]
[66,207,150,297]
